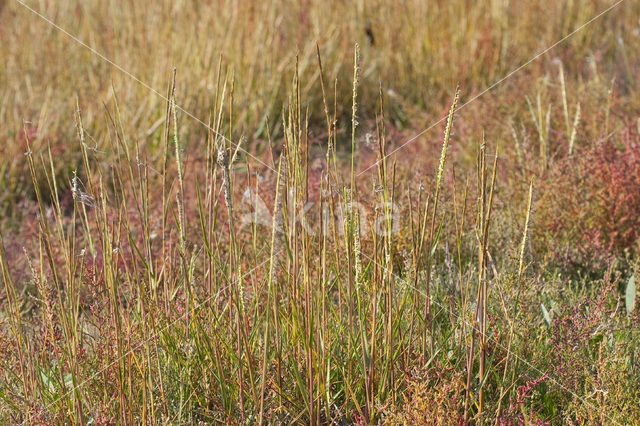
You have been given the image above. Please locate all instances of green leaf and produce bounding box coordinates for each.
[40,370,55,394]
[626,275,636,315]
[541,303,551,327]
[430,220,444,258]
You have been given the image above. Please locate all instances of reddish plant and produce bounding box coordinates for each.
[583,126,640,254]
[498,374,550,426]
[551,277,615,388]
[541,123,640,269]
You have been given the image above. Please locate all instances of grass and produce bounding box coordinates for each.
[2,0,640,424]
